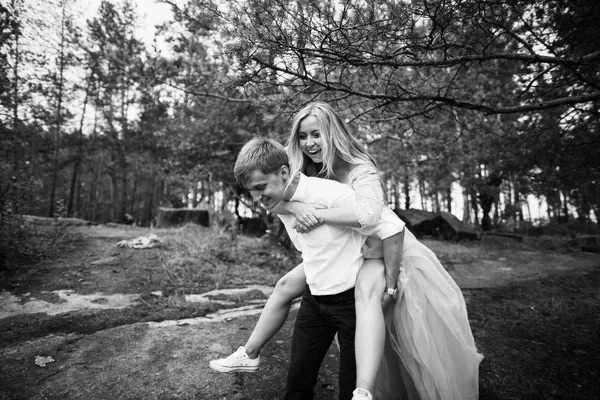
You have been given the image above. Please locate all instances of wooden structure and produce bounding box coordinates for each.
[155,207,209,228]
[569,235,600,253]
[394,208,480,241]
[480,232,524,242]
[238,216,269,236]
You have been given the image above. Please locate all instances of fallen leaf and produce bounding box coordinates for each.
[34,356,55,367]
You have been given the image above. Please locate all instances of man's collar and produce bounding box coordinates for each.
[282,170,301,201]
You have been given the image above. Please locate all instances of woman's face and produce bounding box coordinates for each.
[297,115,324,163]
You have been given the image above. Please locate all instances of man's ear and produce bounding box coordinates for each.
[280,165,290,180]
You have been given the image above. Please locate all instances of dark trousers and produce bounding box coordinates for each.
[284,286,357,400]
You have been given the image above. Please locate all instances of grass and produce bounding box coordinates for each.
[154,224,300,292]
[468,268,600,400]
[0,213,70,273]
[420,233,600,398]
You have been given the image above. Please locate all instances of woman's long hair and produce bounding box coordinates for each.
[286,102,377,177]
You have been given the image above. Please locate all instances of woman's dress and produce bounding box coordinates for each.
[349,164,483,400]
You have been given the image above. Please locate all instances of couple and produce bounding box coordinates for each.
[210,102,483,400]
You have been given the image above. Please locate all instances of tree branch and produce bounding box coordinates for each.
[159,79,251,103]
[249,57,600,115]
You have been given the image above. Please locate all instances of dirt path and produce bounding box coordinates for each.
[1,224,598,400]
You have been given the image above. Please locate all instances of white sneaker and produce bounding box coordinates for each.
[352,388,373,400]
[209,346,260,373]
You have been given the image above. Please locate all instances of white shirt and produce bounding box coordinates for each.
[278,174,366,295]
[278,173,405,295]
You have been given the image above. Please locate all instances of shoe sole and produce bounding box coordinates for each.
[209,361,259,373]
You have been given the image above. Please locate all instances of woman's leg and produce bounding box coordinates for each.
[244,263,306,358]
[354,258,386,393]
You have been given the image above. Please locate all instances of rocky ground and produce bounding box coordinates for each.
[1,221,598,400]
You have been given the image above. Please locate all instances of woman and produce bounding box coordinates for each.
[210,102,482,400]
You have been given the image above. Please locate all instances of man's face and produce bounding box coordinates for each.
[244,166,289,210]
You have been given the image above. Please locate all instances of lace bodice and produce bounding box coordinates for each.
[347,163,386,229]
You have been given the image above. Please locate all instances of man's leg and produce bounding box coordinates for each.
[284,289,336,400]
[328,290,358,400]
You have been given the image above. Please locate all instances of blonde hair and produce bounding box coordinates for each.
[286,102,376,177]
[234,138,289,187]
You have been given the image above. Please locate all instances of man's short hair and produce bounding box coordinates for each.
[234,138,289,186]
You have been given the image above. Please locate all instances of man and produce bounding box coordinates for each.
[231,138,403,400]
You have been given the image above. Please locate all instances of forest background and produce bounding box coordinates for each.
[1,0,599,249]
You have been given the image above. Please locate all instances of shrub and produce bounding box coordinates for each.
[0,161,65,272]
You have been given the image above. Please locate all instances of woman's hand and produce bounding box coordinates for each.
[293,219,321,233]
[288,202,325,233]
[381,292,394,307]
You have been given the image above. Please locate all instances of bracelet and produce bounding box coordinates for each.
[385,287,398,299]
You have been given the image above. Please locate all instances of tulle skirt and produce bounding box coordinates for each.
[373,229,483,400]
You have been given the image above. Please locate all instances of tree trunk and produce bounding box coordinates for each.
[470,191,480,227]
[207,176,214,210]
[118,76,129,222]
[403,170,410,210]
[11,0,20,129]
[493,199,500,226]
[89,113,100,222]
[130,165,138,218]
[419,178,426,210]
[109,157,118,222]
[48,159,59,217]
[191,182,198,208]
[577,184,591,223]
[462,182,470,223]
[525,198,532,223]
[514,181,523,224]
[86,167,93,221]
[480,194,493,231]
[68,71,90,217]
[75,162,82,218]
[47,2,67,218]
[67,159,81,217]
[589,183,600,226]
[92,156,102,222]
[392,177,399,210]
[142,172,156,226]
[562,190,570,222]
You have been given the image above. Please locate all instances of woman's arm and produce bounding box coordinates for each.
[271,201,325,229]
[296,164,405,300]
[289,196,363,232]
[312,197,362,228]
[295,164,386,232]
[382,230,404,292]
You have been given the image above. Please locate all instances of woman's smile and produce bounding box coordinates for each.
[298,115,324,163]
[305,147,322,159]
